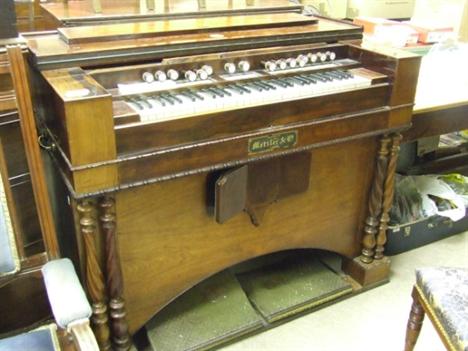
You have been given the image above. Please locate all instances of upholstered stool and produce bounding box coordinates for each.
[405,267,468,351]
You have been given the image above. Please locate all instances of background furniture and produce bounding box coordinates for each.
[405,267,468,351]
[0,259,98,351]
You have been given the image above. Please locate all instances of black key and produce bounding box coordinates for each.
[234,83,251,93]
[335,71,350,79]
[218,87,232,97]
[200,88,217,98]
[209,87,224,97]
[169,93,183,104]
[159,95,174,105]
[294,76,311,85]
[299,75,317,84]
[279,78,294,87]
[179,91,196,102]
[316,72,333,81]
[162,93,180,104]
[259,81,277,90]
[309,73,327,82]
[327,71,345,80]
[136,95,152,108]
[150,95,166,107]
[226,85,244,95]
[269,79,288,88]
[288,77,306,86]
[189,90,205,101]
[244,82,263,92]
[279,78,295,86]
[127,97,144,110]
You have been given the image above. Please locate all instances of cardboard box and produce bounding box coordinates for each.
[404,21,454,43]
[354,17,419,46]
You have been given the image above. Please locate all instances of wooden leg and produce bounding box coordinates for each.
[77,200,111,351]
[405,287,425,351]
[99,196,131,351]
[343,135,393,286]
[375,133,402,260]
[360,135,391,263]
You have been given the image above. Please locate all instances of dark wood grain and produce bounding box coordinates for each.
[58,13,317,45]
[404,287,425,351]
[99,196,131,351]
[0,269,51,333]
[27,21,422,338]
[360,135,390,263]
[77,200,111,351]
[375,133,401,260]
[403,104,468,142]
[7,45,59,259]
[116,138,376,332]
[41,0,302,26]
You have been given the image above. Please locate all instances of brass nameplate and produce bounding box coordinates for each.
[248,131,298,154]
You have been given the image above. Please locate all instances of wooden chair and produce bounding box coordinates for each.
[0,46,97,350]
[0,259,99,351]
[405,267,468,351]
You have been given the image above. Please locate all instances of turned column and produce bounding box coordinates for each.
[99,196,131,351]
[375,133,402,260]
[77,200,111,350]
[360,135,391,263]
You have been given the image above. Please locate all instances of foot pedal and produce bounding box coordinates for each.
[237,256,352,323]
[146,271,263,351]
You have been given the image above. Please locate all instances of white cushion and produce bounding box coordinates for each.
[42,259,92,328]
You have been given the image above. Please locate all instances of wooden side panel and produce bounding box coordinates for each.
[64,98,117,166]
[42,68,117,166]
[41,68,118,192]
[390,57,421,107]
[7,46,59,259]
[116,137,377,332]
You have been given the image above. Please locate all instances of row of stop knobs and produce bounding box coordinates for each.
[142,62,249,83]
[142,51,336,83]
[264,51,336,72]
[142,65,216,83]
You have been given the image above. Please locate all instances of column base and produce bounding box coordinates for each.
[342,256,391,287]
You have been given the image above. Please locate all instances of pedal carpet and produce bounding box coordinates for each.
[146,255,352,350]
[146,271,264,351]
[237,256,353,323]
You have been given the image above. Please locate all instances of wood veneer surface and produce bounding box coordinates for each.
[41,0,300,21]
[26,18,358,61]
[116,138,376,332]
[58,13,316,44]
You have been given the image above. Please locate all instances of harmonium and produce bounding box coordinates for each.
[9,1,421,349]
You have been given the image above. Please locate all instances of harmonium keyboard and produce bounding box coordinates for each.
[18,6,421,350]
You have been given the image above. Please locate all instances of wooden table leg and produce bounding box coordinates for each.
[405,286,425,351]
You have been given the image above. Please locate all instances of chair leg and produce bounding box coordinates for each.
[404,287,425,351]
